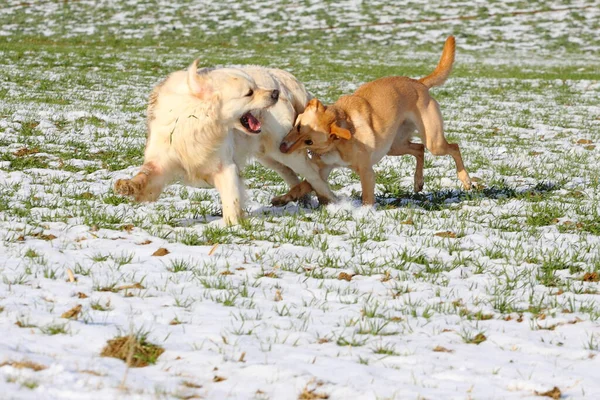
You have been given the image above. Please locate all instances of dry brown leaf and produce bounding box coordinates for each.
[61,304,82,320]
[121,224,135,233]
[577,139,592,144]
[582,272,599,282]
[338,272,354,281]
[152,248,169,257]
[13,148,39,157]
[116,283,145,291]
[182,381,202,389]
[435,231,457,238]
[433,346,453,353]
[535,386,561,399]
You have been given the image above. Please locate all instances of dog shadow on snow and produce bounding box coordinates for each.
[253,180,560,218]
[175,181,559,225]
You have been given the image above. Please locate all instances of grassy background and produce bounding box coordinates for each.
[0,1,599,398]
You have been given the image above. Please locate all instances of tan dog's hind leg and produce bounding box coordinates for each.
[421,100,472,190]
[114,161,172,202]
[213,163,244,225]
[388,142,425,193]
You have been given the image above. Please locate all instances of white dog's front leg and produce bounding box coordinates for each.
[213,163,245,225]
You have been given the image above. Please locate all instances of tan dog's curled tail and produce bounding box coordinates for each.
[418,36,455,88]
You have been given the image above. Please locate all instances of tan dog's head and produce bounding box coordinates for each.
[279,99,351,154]
[187,60,279,135]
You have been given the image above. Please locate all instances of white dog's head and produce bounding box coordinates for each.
[187,60,279,134]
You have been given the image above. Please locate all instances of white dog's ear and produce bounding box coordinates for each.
[187,59,212,99]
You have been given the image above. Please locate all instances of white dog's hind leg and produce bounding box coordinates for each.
[213,163,245,225]
[258,156,301,188]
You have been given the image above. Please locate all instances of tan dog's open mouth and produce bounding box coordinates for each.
[240,112,261,134]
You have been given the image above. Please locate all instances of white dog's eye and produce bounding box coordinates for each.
[245,89,254,97]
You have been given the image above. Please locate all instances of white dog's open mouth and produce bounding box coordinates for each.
[240,112,261,134]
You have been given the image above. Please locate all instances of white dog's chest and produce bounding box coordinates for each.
[316,150,349,167]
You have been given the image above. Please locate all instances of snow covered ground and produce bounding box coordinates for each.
[0,1,599,399]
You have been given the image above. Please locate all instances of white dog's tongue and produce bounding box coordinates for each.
[247,113,260,131]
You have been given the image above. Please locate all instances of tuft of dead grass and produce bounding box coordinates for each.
[100,334,164,368]
[434,231,457,238]
[0,360,47,371]
[298,386,329,400]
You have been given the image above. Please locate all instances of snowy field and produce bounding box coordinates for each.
[1,1,600,399]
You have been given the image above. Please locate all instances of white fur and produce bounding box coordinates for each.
[115,61,336,225]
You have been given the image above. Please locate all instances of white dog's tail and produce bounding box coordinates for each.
[418,36,455,89]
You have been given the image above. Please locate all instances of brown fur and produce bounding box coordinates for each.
[273,36,472,206]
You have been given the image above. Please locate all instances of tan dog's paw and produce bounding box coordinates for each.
[114,179,141,197]
[271,194,294,207]
[316,196,332,206]
[414,181,424,193]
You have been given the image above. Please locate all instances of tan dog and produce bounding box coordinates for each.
[114,60,336,225]
[273,36,472,206]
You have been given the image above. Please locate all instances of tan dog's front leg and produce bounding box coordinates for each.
[212,163,244,225]
[271,181,313,206]
[358,166,376,205]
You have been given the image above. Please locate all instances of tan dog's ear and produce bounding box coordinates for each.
[187,59,212,99]
[329,123,351,140]
[307,98,326,112]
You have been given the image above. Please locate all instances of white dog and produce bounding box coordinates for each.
[115,60,336,224]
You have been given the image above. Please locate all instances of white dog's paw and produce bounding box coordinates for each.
[114,178,141,197]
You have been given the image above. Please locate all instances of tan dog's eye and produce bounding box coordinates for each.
[245,89,254,97]
[304,139,313,145]
[296,124,300,132]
